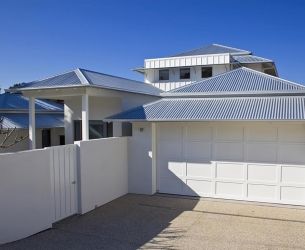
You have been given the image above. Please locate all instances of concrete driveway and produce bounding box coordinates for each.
[2,194,305,250]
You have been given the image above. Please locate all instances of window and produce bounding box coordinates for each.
[159,69,169,81]
[74,120,113,141]
[180,68,190,79]
[201,67,213,78]
[42,129,51,148]
[59,135,65,145]
[122,122,132,136]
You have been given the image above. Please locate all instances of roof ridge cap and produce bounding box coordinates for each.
[243,67,305,88]
[75,68,90,85]
[212,43,251,54]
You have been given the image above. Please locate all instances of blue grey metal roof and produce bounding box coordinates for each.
[106,96,305,121]
[0,93,63,111]
[14,68,162,96]
[169,44,251,57]
[0,93,64,129]
[79,69,162,96]
[168,67,305,95]
[0,113,64,129]
[232,55,273,64]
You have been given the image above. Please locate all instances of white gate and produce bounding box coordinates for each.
[50,144,78,222]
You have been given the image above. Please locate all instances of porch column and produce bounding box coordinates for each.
[81,94,89,141]
[29,97,36,149]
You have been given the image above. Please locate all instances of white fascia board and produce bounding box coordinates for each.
[144,53,230,69]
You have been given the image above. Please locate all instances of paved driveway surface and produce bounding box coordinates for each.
[2,194,305,250]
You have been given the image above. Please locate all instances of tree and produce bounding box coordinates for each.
[0,117,28,149]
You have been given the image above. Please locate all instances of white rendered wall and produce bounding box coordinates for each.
[128,122,154,194]
[64,94,159,143]
[76,137,128,214]
[0,149,53,244]
[64,96,122,144]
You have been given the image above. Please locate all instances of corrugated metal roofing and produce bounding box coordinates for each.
[169,67,305,94]
[0,113,64,129]
[17,71,82,89]
[15,68,162,96]
[0,93,63,111]
[79,69,162,96]
[232,55,273,64]
[106,96,305,121]
[170,44,251,57]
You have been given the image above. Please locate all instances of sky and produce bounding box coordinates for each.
[0,0,305,90]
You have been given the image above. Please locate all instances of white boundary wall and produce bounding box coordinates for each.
[0,149,53,244]
[0,137,129,244]
[76,137,128,214]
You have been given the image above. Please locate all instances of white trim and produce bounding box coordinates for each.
[29,97,36,149]
[81,94,89,141]
[75,69,90,85]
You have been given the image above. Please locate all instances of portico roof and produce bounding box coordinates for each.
[10,68,162,96]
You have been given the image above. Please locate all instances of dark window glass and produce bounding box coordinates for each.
[122,122,132,136]
[74,120,113,141]
[42,129,51,148]
[201,67,213,78]
[59,135,65,145]
[159,69,169,81]
[74,120,82,141]
[180,68,190,79]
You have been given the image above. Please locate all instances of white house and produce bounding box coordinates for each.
[134,43,278,91]
[9,44,305,207]
[2,43,305,244]
[0,92,64,152]
[10,68,161,148]
[107,66,305,206]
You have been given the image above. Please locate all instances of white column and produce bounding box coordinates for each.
[29,97,36,149]
[81,94,89,141]
[151,122,157,194]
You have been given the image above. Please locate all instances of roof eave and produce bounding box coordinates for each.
[9,84,161,97]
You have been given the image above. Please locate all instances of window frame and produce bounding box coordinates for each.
[201,66,213,78]
[180,67,191,80]
[158,69,169,81]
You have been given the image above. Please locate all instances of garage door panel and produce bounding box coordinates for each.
[282,166,305,184]
[278,126,305,142]
[248,164,277,183]
[214,142,243,161]
[246,126,277,142]
[159,161,185,178]
[248,184,277,200]
[186,141,211,160]
[159,177,183,195]
[187,124,212,141]
[245,143,277,163]
[278,144,305,164]
[157,122,305,206]
[158,124,182,142]
[158,142,183,159]
[216,163,244,180]
[184,179,212,196]
[215,126,243,141]
[216,182,243,197]
[281,186,305,203]
[186,163,212,178]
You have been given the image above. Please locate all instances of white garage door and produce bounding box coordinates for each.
[157,122,305,206]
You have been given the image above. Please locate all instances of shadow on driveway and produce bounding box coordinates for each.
[2,194,305,249]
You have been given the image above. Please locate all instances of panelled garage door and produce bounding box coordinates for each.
[157,122,305,206]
